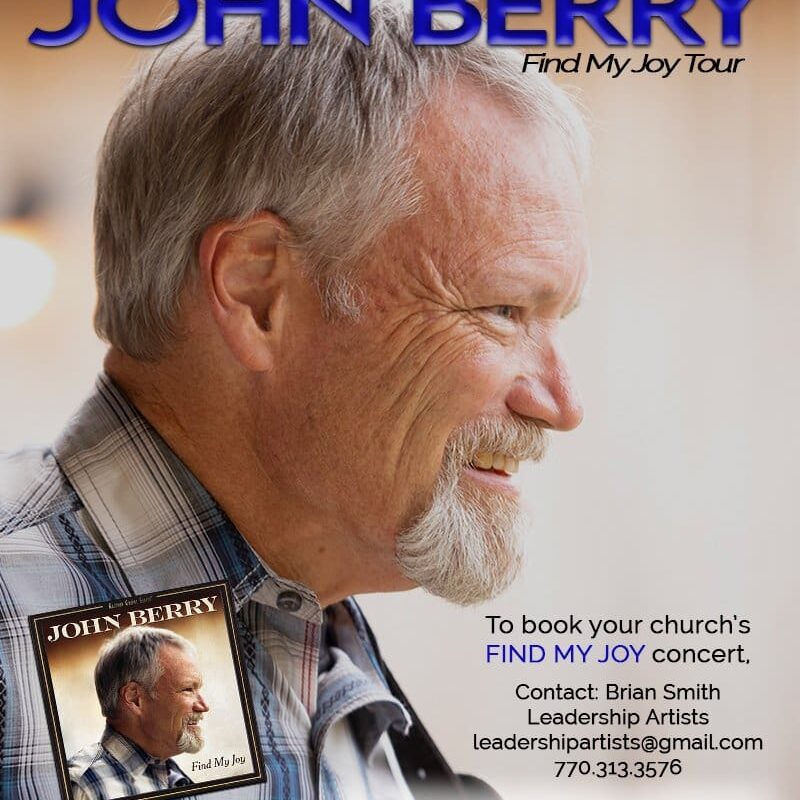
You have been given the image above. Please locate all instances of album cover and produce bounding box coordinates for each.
[29,581,265,800]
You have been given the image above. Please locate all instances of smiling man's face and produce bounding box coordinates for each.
[261,82,589,602]
[139,644,209,759]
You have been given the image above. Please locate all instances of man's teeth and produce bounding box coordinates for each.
[471,452,519,474]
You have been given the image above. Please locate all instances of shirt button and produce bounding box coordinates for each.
[276,590,302,611]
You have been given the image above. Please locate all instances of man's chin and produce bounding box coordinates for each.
[395,481,526,606]
[177,728,205,754]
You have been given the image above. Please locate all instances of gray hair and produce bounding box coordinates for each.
[94,1,589,360]
[94,626,196,719]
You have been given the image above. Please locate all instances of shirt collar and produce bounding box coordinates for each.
[101,725,179,775]
[53,373,320,621]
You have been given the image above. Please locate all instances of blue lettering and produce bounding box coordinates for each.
[555,0,627,46]
[205,0,281,45]
[485,643,547,662]
[413,0,483,45]
[555,644,575,662]
[629,643,646,661]
[486,0,546,47]
[555,643,593,662]
[632,0,704,46]
[27,0,752,49]
[29,0,91,47]
[526,644,547,662]
[98,0,197,46]
[290,0,371,45]
[508,644,528,662]
[711,0,751,45]
[597,643,647,662]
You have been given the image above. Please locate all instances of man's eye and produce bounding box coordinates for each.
[487,305,516,320]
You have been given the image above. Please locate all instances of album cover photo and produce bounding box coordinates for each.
[29,581,265,800]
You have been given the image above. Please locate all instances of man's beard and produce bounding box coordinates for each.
[176,714,205,754]
[395,417,548,606]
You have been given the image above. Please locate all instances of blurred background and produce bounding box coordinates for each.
[2,1,797,798]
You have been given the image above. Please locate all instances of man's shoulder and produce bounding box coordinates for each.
[0,446,79,538]
[67,740,107,780]
[0,447,131,732]
[0,445,129,619]
[0,450,131,800]
[68,741,121,800]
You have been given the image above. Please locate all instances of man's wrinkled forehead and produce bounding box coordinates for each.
[402,81,588,290]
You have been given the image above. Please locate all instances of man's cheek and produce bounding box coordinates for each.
[463,346,516,400]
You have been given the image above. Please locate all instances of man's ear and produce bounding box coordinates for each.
[119,681,145,715]
[199,211,294,371]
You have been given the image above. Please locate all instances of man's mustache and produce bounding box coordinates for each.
[446,416,549,465]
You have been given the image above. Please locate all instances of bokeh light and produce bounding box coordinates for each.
[0,232,56,329]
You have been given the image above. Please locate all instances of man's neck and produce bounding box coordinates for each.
[106,720,171,762]
[103,350,385,606]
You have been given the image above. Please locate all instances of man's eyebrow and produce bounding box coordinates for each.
[523,284,585,318]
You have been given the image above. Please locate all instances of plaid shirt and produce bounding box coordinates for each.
[69,725,192,798]
[0,374,412,799]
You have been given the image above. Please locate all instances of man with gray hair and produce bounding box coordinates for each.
[68,627,207,797]
[0,1,590,798]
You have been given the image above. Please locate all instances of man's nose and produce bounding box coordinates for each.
[194,694,210,713]
[505,340,583,432]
